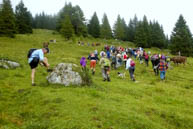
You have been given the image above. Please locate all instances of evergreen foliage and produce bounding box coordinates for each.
[100,13,112,39]
[88,12,100,38]
[60,15,74,40]
[15,0,32,34]
[170,15,193,56]
[0,0,16,37]
[57,2,87,37]
[33,12,57,30]
[113,15,125,40]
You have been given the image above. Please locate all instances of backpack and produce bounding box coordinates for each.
[130,60,135,67]
[27,48,36,58]
[104,58,111,67]
[145,54,149,59]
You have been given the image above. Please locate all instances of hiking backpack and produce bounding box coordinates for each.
[27,48,36,58]
[130,60,135,67]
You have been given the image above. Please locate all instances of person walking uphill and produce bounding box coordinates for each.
[88,53,99,75]
[159,57,168,81]
[80,57,86,70]
[28,47,50,86]
[126,56,136,81]
[99,53,111,82]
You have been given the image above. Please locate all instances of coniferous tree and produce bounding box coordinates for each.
[15,0,32,34]
[121,18,127,41]
[150,21,166,48]
[57,2,87,36]
[60,15,74,40]
[170,15,193,56]
[100,13,112,39]
[113,15,125,40]
[88,12,100,38]
[0,0,16,37]
[127,15,138,42]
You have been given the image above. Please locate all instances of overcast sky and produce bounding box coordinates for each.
[2,0,193,36]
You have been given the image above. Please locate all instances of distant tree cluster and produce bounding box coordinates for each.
[0,0,32,37]
[0,1,193,56]
[32,12,57,30]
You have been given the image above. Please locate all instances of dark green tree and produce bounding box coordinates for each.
[57,2,87,36]
[15,0,32,34]
[121,18,127,41]
[150,21,167,48]
[113,15,125,40]
[88,12,100,38]
[100,13,112,39]
[170,15,193,56]
[127,15,138,42]
[60,15,74,40]
[33,12,57,30]
[0,0,16,37]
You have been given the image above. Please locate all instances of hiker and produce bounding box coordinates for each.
[158,56,168,80]
[111,53,117,69]
[123,52,127,68]
[28,47,50,86]
[126,56,135,81]
[88,53,99,75]
[80,57,87,70]
[99,53,111,82]
[144,53,149,67]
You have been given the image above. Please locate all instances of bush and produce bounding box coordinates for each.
[79,68,92,86]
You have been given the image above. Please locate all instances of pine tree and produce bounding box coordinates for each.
[150,21,166,48]
[15,0,32,34]
[113,15,125,40]
[60,15,74,40]
[88,12,100,38]
[127,15,138,42]
[57,2,87,36]
[0,0,16,37]
[170,15,193,56]
[100,13,112,39]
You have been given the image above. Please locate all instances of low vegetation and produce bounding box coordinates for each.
[0,29,193,129]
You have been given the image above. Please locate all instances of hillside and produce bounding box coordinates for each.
[0,29,193,129]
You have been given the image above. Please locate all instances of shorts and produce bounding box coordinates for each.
[29,57,39,69]
[90,60,96,68]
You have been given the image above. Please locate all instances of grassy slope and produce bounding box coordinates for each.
[0,29,193,129]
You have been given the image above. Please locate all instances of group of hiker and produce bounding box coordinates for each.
[27,43,170,86]
[81,45,170,82]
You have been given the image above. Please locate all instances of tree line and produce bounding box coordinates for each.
[0,0,193,56]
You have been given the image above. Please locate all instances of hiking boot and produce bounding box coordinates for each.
[107,77,111,82]
[32,83,36,86]
[47,69,53,72]
[92,71,95,75]
[103,79,106,81]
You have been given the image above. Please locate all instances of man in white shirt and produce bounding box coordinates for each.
[28,48,50,86]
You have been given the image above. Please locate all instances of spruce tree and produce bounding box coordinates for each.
[170,15,193,56]
[15,0,32,34]
[0,0,16,37]
[57,2,87,36]
[60,15,74,40]
[113,15,125,40]
[100,13,112,39]
[88,12,100,38]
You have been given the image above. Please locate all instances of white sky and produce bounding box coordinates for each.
[2,0,193,36]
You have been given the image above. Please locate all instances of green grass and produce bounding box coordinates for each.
[0,29,193,129]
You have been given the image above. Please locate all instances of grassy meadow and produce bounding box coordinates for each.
[0,29,193,129]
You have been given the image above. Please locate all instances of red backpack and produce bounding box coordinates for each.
[130,60,135,67]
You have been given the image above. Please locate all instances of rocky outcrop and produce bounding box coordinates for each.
[0,59,20,69]
[47,63,82,86]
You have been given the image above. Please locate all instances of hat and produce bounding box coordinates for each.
[45,47,50,53]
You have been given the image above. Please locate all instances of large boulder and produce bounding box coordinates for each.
[0,59,20,69]
[47,63,82,86]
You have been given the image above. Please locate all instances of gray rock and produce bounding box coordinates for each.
[47,63,82,86]
[0,59,20,69]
